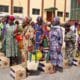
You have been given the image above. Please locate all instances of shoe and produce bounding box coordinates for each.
[57,66,63,72]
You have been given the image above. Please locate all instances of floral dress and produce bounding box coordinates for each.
[65,30,76,64]
[23,25,34,53]
[34,24,43,50]
[2,24,21,64]
[49,25,63,67]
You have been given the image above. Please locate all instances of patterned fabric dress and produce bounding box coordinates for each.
[0,23,4,40]
[34,24,43,50]
[23,25,34,53]
[2,24,21,63]
[49,25,63,67]
[76,36,80,57]
[65,30,76,64]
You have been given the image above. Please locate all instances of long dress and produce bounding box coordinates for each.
[49,25,63,67]
[0,23,4,49]
[23,25,34,53]
[2,24,21,64]
[76,36,80,57]
[34,24,43,50]
[65,30,76,64]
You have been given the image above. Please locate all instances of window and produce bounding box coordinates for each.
[14,7,23,13]
[0,5,9,12]
[32,8,40,15]
[57,11,63,17]
[65,12,69,17]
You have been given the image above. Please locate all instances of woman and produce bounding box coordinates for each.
[34,16,43,50]
[22,17,34,61]
[2,16,21,65]
[65,23,76,66]
[49,17,63,73]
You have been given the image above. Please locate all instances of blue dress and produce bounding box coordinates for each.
[49,25,63,67]
[34,24,43,50]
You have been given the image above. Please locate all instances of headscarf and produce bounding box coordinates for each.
[8,15,15,21]
[52,17,60,26]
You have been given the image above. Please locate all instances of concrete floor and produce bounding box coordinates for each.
[0,66,80,80]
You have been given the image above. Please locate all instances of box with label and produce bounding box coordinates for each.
[10,65,26,80]
[0,56,10,68]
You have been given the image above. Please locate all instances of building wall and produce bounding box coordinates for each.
[30,0,41,22]
[0,0,71,23]
[43,0,54,22]
[13,0,27,17]
[0,0,10,14]
[55,0,71,23]
[66,0,71,20]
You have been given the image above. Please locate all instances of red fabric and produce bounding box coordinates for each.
[16,35,23,42]
[9,16,15,21]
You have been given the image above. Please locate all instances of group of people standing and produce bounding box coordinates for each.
[0,15,80,74]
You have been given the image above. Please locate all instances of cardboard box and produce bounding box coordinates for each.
[10,65,26,80]
[39,61,53,74]
[0,56,10,68]
[0,52,4,57]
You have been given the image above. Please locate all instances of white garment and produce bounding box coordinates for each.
[61,27,65,48]
[70,25,76,32]
[70,25,78,46]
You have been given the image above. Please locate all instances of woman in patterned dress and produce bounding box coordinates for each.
[22,17,34,61]
[2,16,21,65]
[65,23,76,66]
[34,17,43,50]
[49,17,63,73]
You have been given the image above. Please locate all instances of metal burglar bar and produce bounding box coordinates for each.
[71,0,80,20]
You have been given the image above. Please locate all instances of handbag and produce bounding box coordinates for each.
[27,53,39,70]
[32,50,43,61]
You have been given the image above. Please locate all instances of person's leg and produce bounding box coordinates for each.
[9,57,15,66]
[57,53,63,72]
[50,52,57,73]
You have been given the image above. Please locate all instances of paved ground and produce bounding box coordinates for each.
[0,66,80,80]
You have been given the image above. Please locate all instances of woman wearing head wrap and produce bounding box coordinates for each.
[2,15,21,65]
[34,16,44,50]
[22,17,34,61]
[49,17,63,73]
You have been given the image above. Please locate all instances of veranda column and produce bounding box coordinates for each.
[10,0,14,15]
[27,0,30,16]
[53,0,56,17]
[41,0,44,18]
[64,0,67,21]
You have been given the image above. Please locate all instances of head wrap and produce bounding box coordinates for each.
[9,15,15,21]
[54,17,60,22]
[36,16,43,22]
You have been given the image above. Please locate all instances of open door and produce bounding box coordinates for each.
[46,11,55,22]
[45,7,57,22]
[46,12,52,22]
